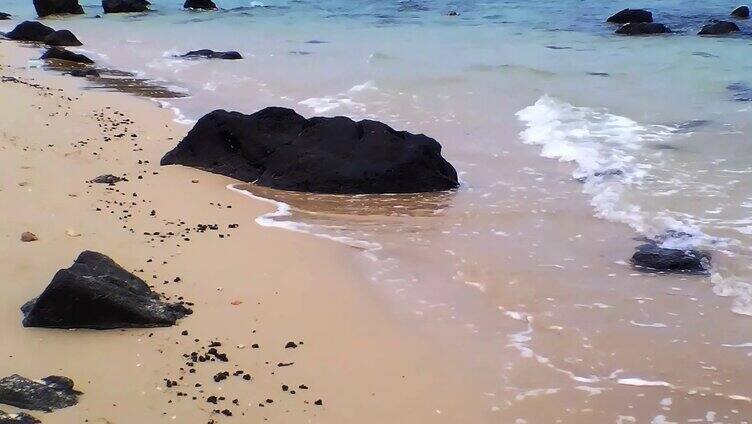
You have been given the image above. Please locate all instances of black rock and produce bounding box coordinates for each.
[0,375,80,412]
[43,29,82,47]
[102,0,150,13]
[33,0,84,17]
[66,68,100,78]
[0,12,11,20]
[732,5,750,18]
[4,21,55,42]
[615,22,672,35]
[184,0,217,10]
[89,174,123,184]
[40,47,93,64]
[0,410,40,424]
[21,251,191,329]
[181,49,242,60]
[160,108,459,194]
[631,242,710,274]
[607,9,653,24]
[698,21,741,35]
[727,82,752,102]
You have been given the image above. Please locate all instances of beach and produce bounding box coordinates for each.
[0,41,497,423]
[2,0,752,422]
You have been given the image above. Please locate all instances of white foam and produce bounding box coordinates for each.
[154,100,196,126]
[227,184,382,252]
[616,378,673,388]
[298,81,377,117]
[629,320,668,328]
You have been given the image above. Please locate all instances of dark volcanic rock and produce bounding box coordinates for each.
[160,107,460,194]
[4,21,55,42]
[698,21,741,35]
[33,0,84,17]
[732,5,750,18]
[89,174,124,184]
[631,242,710,274]
[66,68,100,78]
[181,49,242,60]
[102,0,150,13]
[607,9,653,24]
[0,410,41,424]
[184,0,217,10]
[0,375,80,412]
[40,47,93,64]
[21,251,191,329]
[0,12,11,20]
[43,30,82,47]
[615,22,671,35]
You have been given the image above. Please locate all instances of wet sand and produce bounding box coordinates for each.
[0,41,494,423]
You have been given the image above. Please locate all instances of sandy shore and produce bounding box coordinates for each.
[0,41,495,423]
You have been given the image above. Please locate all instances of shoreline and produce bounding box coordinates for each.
[0,40,496,423]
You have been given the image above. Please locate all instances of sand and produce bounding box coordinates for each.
[0,41,494,423]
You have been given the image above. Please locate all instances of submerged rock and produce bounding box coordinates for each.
[4,21,55,42]
[0,375,80,412]
[698,21,741,35]
[33,0,84,17]
[102,0,150,13]
[181,49,242,60]
[66,68,100,78]
[607,9,653,24]
[160,107,460,194]
[43,29,82,47]
[22,251,191,329]
[727,81,752,102]
[732,5,750,18]
[0,12,11,20]
[0,410,40,424]
[631,242,711,274]
[184,0,217,10]
[40,47,93,64]
[615,22,671,35]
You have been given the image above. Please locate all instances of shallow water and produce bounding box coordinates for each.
[3,0,752,421]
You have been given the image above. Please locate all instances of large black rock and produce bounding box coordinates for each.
[0,12,11,20]
[4,21,55,42]
[631,242,711,274]
[184,0,217,10]
[181,49,242,60]
[21,251,191,329]
[607,9,653,24]
[0,410,40,424]
[40,47,93,64]
[161,108,460,194]
[732,5,750,18]
[102,0,150,13]
[43,30,82,46]
[33,0,84,17]
[615,22,672,35]
[698,21,741,35]
[0,375,80,412]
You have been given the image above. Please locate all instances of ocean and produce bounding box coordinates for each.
[2,0,752,421]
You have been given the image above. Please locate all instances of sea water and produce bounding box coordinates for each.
[2,0,752,421]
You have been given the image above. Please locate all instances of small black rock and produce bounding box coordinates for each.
[89,174,123,184]
[102,0,150,13]
[44,30,82,47]
[731,5,749,18]
[180,50,242,60]
[5,21,55,42]
[0,12,11,20]
[607,9,653,24]
[631,242,711,274]
[0,375,81,412]
[184,0,217,10]
[615,22,671,35]
[40,47,94,64]
[698,21,741,35]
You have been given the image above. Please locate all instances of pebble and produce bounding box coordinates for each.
[20,231,38,242]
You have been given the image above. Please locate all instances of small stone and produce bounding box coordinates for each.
[314,399,323,406]
[65,229,81,237]
[21,232,38,242]
[230,300,243,306]
[284,341,297,349]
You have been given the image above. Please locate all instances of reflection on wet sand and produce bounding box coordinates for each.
[234,183,457,218]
